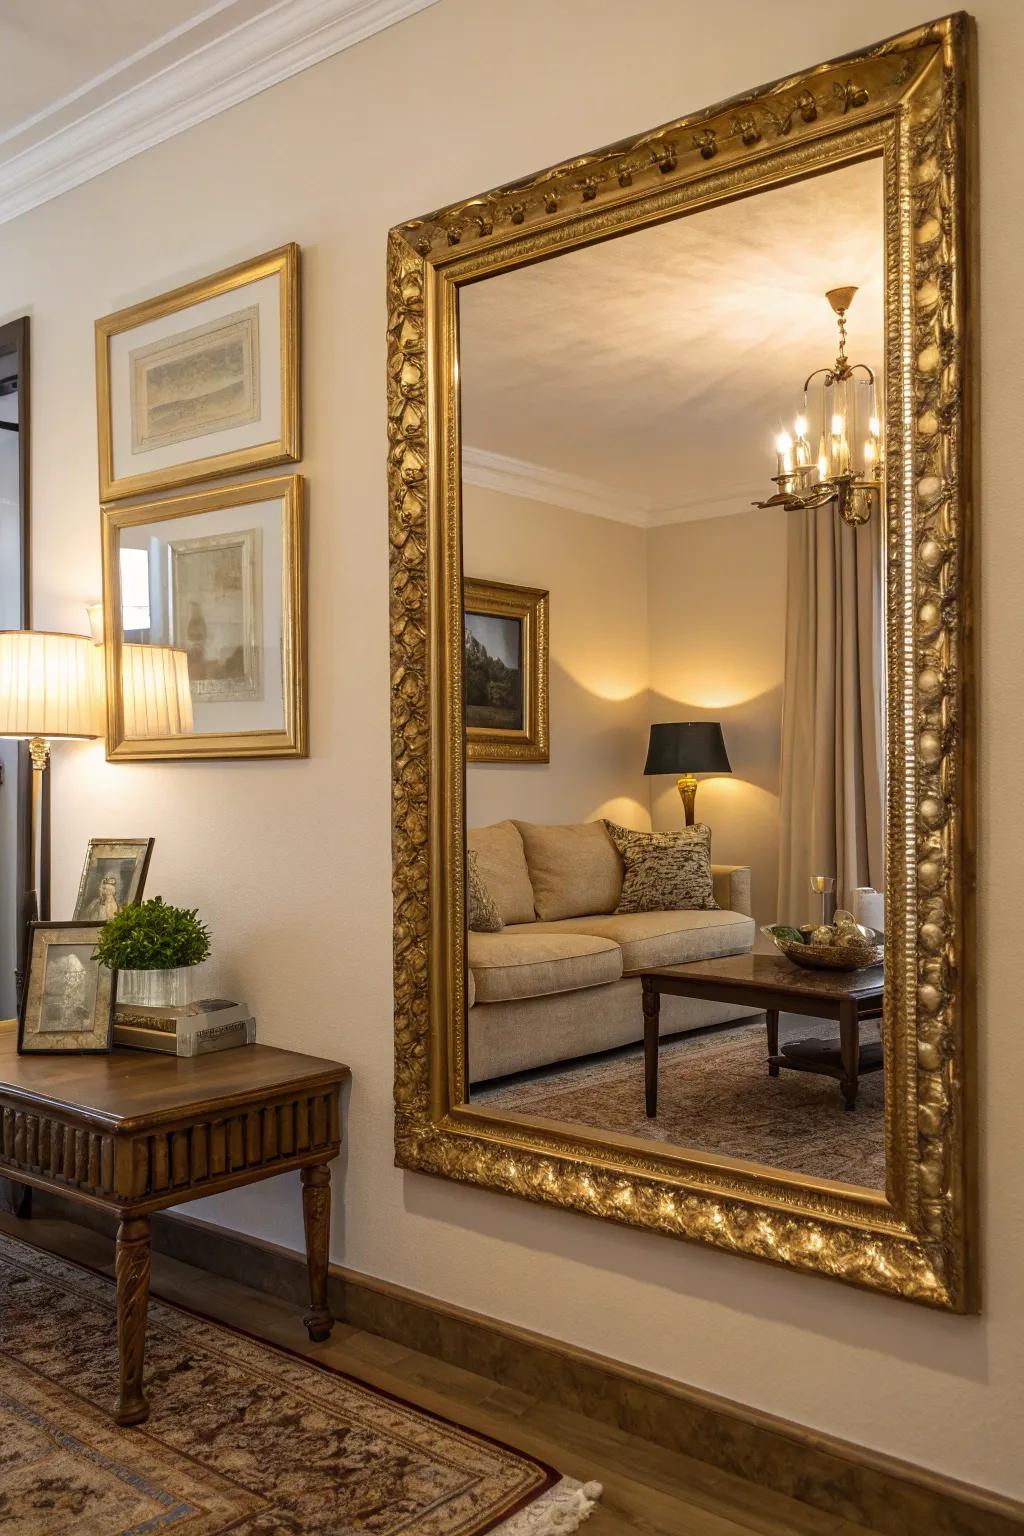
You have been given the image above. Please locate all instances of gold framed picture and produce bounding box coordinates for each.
[101,475,307,761]
[95,244,300,501]
[18,923,114,1055]
[464,578,548,763]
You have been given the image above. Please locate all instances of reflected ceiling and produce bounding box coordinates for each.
[460,158,884,523]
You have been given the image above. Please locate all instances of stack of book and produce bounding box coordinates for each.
[113,998,256,1056]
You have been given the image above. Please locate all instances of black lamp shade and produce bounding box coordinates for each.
[643,721,731,776]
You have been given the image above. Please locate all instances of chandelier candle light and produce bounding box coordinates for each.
[755,287,883,527]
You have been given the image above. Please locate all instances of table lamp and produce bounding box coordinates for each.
[643,721,732,825]
[0,630,103,921]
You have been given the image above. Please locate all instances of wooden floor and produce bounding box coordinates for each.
[0,1209,883,1536]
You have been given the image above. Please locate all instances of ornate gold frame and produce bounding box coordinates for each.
[101,475,307,760]
[464,577,549,763]
[95,244,300,502]
[388,15,978,1309]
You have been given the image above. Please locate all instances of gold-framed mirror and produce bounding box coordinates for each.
[388,15,977,1309]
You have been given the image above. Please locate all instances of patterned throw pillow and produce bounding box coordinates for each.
[467,849,504,931]
[604,821,718,914]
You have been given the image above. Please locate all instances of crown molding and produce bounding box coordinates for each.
[461,446,753,529]
[461,447,652,526]
[0,0,439,227]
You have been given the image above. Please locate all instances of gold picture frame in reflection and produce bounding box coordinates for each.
[100,475,307,761]
[95,245,300,502]
[388,15,977,1311]
[464,578,548,763]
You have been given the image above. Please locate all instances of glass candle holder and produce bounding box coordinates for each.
[809,874,835,927]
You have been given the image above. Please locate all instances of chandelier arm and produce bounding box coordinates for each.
[802,365,834,392]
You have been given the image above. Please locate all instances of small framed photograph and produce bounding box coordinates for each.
[18,923,115,1055]
[464,578,548,763]
[95,244,300,502]
[73,839,154,922]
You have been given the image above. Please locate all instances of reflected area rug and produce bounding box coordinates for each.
[476,1014,886,1189]
[0,1233,600,1534]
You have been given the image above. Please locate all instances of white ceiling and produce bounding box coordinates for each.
[460,158,885,525]
[0,0,438,223]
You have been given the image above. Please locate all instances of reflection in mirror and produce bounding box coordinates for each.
[460,159,887,1190]
[0,319,29,1018]
[102,478,306,759]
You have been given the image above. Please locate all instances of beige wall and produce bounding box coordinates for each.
[646,507,788,927]
[1,0,1021,1499]
[463,484,651,830]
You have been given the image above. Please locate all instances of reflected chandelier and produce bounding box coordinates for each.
[754,286,883,527]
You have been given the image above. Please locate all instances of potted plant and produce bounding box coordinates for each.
[95,897,211,1007]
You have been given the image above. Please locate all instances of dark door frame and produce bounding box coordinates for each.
[1,316,31,1218]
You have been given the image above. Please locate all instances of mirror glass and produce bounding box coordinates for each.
[459,159,888,1191]
[114,492,291,741]
[0,323,28,1018]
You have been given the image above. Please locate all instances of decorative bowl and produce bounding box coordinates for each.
[760,923,883,972]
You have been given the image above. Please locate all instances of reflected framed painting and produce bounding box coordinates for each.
[463,577,548,762]
[95,245,300,501]
[18,923,114,1055]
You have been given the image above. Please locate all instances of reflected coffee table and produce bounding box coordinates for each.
[632,953,884,1115]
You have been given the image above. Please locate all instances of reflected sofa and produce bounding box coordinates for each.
[467,819,756,1084]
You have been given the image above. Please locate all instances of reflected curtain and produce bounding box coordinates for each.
[776,506,885,925]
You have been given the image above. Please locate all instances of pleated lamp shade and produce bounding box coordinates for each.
[0,630,103,740]
[121,644,194,737]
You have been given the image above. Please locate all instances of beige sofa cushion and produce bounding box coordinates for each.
[512,908,755,970]
[513,819,622,920]
[468,930,622,1004]
[467,821,535,925]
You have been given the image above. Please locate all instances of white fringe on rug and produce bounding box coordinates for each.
[492,1478,602,1533]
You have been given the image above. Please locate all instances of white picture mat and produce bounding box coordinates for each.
[109,272,283,483]
[119,496,286,735]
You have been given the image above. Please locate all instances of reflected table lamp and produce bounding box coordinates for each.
[0,630,103,923]
[643,721,732,826]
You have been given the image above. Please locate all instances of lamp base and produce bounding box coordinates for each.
[676,774,698,827]
[29,736,51,923]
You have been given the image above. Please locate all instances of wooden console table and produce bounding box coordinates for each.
[0,1024,349,1426]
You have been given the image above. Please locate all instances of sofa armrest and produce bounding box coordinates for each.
[711,864,751,917]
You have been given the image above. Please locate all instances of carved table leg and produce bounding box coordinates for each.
[839,1001,860,1113]
[301,1163,333,1342]
[766,1009,780,1076]
[642,976,660,1118]
[115,1215,151,1426]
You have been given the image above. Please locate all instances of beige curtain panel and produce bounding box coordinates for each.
[776,507,885,927]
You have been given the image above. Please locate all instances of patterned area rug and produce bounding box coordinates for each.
[0,1233,600,1535]
[477,1014,886,1188]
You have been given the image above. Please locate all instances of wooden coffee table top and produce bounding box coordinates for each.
[634,952,884,1001]
[0,1020,349,1133]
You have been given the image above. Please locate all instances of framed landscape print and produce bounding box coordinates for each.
[101,476,307,760]
[73,839,154,921]
[18,923,114,1055]
[463,578,548,762]
[96,245,300,501]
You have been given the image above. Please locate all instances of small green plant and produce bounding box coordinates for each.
[95,897,211,972]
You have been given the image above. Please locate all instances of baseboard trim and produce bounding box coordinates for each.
[25,1190,1024,1536]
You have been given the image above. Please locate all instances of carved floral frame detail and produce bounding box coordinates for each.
[388,14,977,1309]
